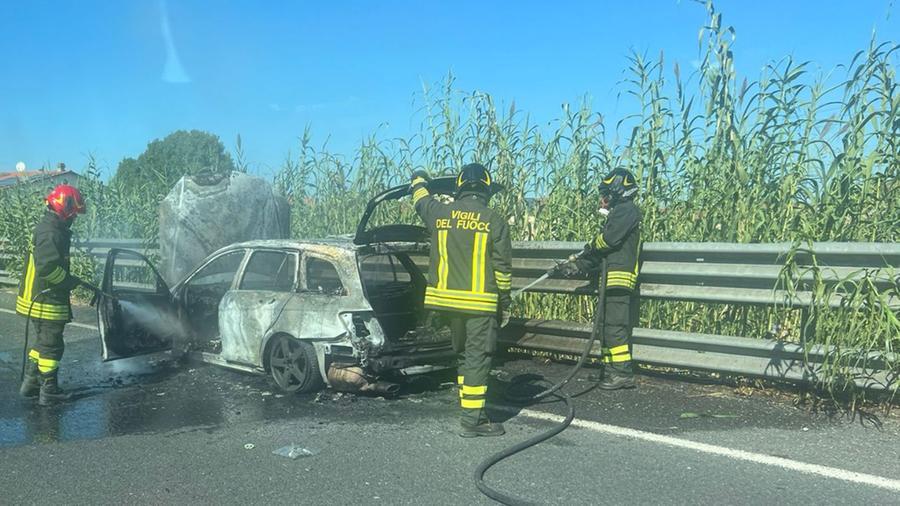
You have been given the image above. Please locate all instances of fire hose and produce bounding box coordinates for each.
[475,252,607,506]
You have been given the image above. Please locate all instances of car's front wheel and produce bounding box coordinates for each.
[266,335,324,393]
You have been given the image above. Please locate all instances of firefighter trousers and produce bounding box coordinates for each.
[447,313,497,426]
[27,318,66,374]
[595,288,639,375]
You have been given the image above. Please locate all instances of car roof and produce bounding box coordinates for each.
[226,237,357,250]
[210,236,426,257]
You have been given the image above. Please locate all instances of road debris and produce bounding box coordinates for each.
[273,444,320,460]
[680,412,740,419]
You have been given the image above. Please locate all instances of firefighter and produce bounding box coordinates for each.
[411,163,512,437]
[17,184,95,406]
[558,168,642,390]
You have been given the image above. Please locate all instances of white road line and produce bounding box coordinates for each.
[515,408,900,492]
[0,308,98,331]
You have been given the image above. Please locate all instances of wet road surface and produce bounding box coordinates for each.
[1,289,899,504]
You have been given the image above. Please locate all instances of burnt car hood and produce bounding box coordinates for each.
[353,175,504,245]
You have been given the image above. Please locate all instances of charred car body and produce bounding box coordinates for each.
[98,178,461,393]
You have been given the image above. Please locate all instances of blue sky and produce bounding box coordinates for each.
[1,1,897,179]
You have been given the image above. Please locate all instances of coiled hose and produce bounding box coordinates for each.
[474,258,608,505]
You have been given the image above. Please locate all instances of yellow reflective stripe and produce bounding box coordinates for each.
[24,253,36,303]
[607,271,637,289]
[29,349,41,360]
[44,266,66,284]
[425,286,498,302]
[37,357,59,373]
[461,398,486,409]
[601,353,632,363]
[471,233,480,293]
[16,297,70,320]
[16,297,69,314]
[462,385,487,396]
[16,298,69,314]
[457,376,464,385]
[437,230,448,290]
[594,234,609,250]
[412,187,429,204]
[429,286,499,301]
[471,232,487,293]
[411,177,427,186]
[634,241,641,275]
[607,345,630,356]
[478,233,487,292]
[494,271,511,290]
[424,297,496,313]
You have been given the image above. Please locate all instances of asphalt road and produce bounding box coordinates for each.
[1,288,899,505]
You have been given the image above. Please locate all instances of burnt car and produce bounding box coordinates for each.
[97,178,460,393]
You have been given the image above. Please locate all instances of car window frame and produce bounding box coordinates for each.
[358,252,415,292]
[179,248,249,303]
[301,252,348,296]
[236,248,300,292]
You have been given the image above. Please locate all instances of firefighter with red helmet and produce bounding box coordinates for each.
[17,184,94,406]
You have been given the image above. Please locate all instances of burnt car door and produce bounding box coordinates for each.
[177,249,247,350]
[217,249,300,366]
[285,253,351,341]
[98,249,182,361]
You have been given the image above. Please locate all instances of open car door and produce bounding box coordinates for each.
[98,249,182,361]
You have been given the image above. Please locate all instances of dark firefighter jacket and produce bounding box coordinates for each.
[16,211,79,321]
[412,177,513,315]
[577,199,642,291]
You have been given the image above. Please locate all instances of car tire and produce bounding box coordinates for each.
[266,335,324,394]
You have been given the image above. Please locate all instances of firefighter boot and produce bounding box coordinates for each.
[597,368,636,390]
[460,420,506,438]
[19,359,40,398]
[460,410,505,438]
[38,369,72,406]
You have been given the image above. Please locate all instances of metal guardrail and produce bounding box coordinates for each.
[2,238,897,390]
[0,239,154,284]
[501,319,897,391]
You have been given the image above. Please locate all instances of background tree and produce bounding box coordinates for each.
[111,129,236,197]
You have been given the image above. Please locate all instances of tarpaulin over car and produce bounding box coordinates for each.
[159,171,290,285]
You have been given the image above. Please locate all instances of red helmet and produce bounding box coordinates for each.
[46,184,86,220]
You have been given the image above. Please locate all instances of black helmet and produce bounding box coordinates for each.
[599,168,638,202]
[456,163,492,195]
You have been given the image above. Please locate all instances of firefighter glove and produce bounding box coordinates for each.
[498,292,512,328]
[554,261,581,278]
[411,169,431,183]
